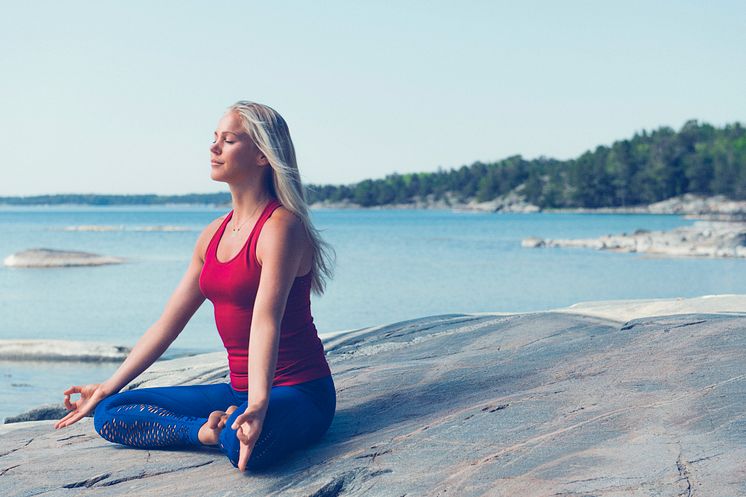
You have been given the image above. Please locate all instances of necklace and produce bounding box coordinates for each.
[230,200,268,237]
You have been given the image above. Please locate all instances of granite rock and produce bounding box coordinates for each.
[1,302,745,496]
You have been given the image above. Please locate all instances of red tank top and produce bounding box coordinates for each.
[198,198,332,390]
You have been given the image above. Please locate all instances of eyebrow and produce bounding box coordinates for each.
[213,131,240,136]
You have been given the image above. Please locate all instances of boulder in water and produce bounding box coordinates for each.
[3,248,125,267]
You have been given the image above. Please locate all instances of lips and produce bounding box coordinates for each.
[211,160,224,165]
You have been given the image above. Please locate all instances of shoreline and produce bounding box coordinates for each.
[2,193,745,219]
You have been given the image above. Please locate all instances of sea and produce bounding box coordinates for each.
[1,205,745,422]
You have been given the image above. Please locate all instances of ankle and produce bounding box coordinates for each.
[198,421,221,446]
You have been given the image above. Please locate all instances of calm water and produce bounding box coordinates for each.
[2,206,745,420]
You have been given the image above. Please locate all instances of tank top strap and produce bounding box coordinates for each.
[248,198,283,265]
[205,209,235,262]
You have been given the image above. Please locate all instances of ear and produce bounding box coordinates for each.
[257,152,270,167]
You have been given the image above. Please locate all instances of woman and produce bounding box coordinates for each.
[54,100,336,473]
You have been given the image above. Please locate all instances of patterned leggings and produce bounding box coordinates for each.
[92,375,336,471]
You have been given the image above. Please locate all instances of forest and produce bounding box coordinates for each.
[3,120,744,208]
[306,120,746,208]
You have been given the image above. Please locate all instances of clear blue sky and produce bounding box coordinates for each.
[1,0,744,196]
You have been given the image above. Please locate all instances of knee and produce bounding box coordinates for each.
[218,409,243,468]
[217,411,277,471]
[92,395,115,439]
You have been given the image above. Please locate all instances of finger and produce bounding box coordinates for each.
[235,427,248,444]
[58,410,88,429]
[231,414,247,431]
[63,386,81,396]
[238,440,250,472]
[54,410,79,429]
[63,394,73,410]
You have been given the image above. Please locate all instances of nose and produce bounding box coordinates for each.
[210,141,220,155]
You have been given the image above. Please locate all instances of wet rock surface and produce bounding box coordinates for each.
[2,309,745,496]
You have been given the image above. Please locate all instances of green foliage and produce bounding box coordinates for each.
[1,121,743,208]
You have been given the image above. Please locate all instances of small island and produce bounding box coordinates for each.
[3,248,126,268]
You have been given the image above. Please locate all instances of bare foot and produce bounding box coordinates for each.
[198,405,239,446]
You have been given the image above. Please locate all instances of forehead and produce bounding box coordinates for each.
[215,111,245,134]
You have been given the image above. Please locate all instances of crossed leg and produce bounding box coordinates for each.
[93,383,239,449]
[92,376,336,471]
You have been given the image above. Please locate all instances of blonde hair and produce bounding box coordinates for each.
[227,100,335,295]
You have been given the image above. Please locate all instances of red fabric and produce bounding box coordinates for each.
[198,198,332,390]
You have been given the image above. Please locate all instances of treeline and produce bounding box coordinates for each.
[2,120,744,208]
[0,192,231,206]
[306,120,746,208]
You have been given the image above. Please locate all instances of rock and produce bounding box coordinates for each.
[2,296,745,495]
[521,236,545,248]
[524,220,746,258]
[3,248,126,268]
[0,339,130,362]
[60,225,192,232]
[4,404,68,423]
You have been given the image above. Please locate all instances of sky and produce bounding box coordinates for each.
[1,0,744,196]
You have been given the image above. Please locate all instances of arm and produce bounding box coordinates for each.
[55,220,219,429]
[99,231,209,395]
[247,210,308,411]
[232,209,309,470]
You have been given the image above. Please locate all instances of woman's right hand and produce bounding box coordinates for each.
[54,384,109,429]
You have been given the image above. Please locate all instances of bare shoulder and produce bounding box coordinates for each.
[256,206,310,268]
[194,214,228,261]
[261,206,305,240]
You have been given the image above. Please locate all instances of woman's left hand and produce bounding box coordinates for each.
[231,406,267,471]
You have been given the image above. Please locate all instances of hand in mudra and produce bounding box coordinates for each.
[231,406,267,472]
[54,384,108,429]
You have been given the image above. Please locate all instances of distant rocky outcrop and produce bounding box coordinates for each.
[312,193,746,218]
[522,220,746,258]
[3,248,126,268]
[544,193,746,220]
[0,339,130,362]
[59,225,192,232]
[311,190,542,213]
[2,296,745,496]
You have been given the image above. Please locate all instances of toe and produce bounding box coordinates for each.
[207,410,225,429]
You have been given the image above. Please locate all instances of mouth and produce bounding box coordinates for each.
[211,161,224,165]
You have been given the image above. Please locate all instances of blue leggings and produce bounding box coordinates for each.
[92,375,336,471]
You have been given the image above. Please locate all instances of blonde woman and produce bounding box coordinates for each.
[54,101,337,473]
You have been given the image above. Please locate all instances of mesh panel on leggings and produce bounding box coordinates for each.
[98,404,200,449]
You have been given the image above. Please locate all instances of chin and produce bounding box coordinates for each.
[210,170,228,183]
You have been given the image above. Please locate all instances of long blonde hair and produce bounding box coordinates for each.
[227,100,335,295]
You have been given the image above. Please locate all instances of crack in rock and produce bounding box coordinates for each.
[354,448,392,463]
[63,472,112,488]
[307,468,393,497]
[481,403,509,413]
[56,434,87,442]
[99,460,214,487]
[1,464,20,476]
[59,460,215,489]
[676,452,694,497]
[0,437,34,458]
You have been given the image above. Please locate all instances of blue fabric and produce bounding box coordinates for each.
[93,375,336,470]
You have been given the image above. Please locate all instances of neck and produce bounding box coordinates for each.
[228,179,273,221]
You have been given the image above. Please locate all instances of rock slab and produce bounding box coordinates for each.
[1,311,745,496]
